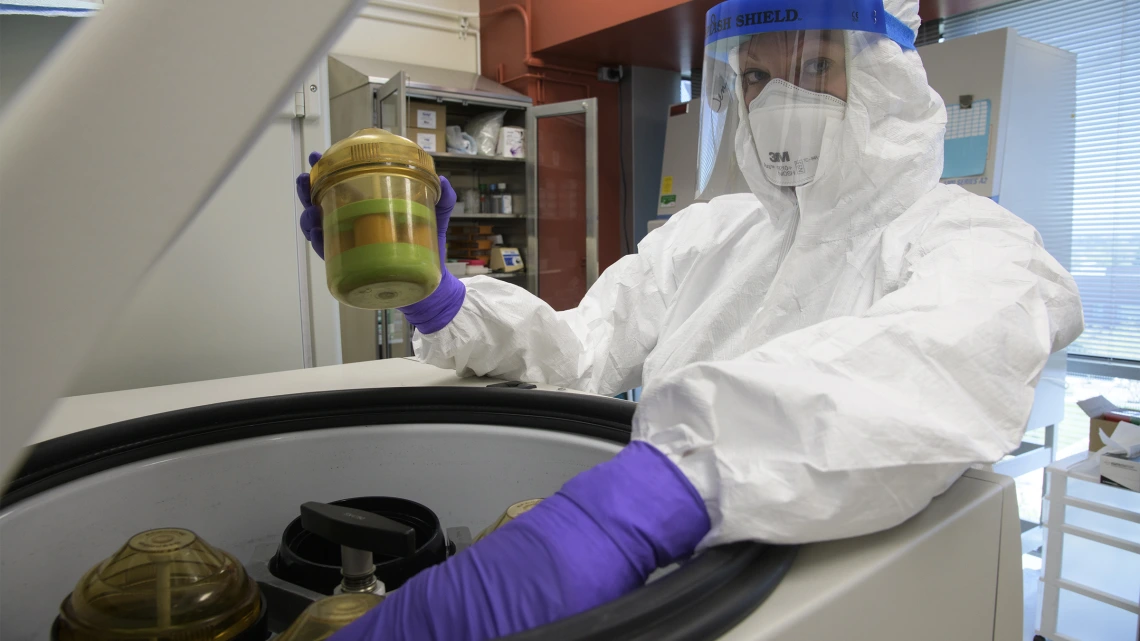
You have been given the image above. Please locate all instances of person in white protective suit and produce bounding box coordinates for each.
[412,0,1084,546]
[302,1,1084,638]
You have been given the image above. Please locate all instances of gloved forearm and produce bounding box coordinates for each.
[412,251,670,393]
[636,198,1084,547]
[411,209,691,393]
[329,441,710,641]
[400,271,465,334]
[297,157,467,334]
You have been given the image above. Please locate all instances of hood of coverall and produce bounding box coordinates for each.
[711,0,947,241]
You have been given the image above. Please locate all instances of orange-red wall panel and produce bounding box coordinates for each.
[528,0,689,52]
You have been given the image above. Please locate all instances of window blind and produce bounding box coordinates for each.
[944,0,1139,362]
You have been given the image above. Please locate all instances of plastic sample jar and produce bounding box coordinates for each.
[309,128,442,309]
[473,499,543,542]
[274,593,383,641]
[52,528,266,641]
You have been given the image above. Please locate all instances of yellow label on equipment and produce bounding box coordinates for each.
[661,175,674,195]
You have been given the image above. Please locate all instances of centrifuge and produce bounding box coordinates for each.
[1,359,1023,640]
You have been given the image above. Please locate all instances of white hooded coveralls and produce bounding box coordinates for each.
[414,0,1084,547]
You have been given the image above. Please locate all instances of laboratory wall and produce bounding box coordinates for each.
[0,2,482,396]
[69,117,309,394]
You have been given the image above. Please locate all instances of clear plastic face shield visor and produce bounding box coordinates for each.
[697,0,916,196]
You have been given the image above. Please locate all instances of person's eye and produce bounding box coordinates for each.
[742,69,770,86]
[801,58,834,76]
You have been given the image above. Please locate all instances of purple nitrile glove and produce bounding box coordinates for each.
[296,151,325,259]
[398,175,465,334]
[329,441,711,641]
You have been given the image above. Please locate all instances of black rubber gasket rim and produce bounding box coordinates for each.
[3,387,635,506]
[3,386,796,641]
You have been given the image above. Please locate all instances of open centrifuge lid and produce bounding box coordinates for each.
[0,0,368,482]
[3,388,796,641]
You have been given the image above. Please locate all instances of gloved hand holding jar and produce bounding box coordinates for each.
[297,134,465,333]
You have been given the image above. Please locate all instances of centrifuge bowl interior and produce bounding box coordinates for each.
[0,388,795,640]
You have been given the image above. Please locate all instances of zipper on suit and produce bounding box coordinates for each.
[776,207,800,269]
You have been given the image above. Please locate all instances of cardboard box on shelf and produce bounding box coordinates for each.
[1078,396,1138,452]
[496,126,525,157]
[449,222,487,232]
[409,100,445,130]
[448,224,498,245]
[408,100,446,151]
[451,248,491,260]
[452,239,494,251]
[408,128,440,153]
[1097,421,1140,492]
[1101,453,1140,492]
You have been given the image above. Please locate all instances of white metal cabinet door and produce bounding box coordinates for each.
[337,71,418,361]
[376,72,414,360]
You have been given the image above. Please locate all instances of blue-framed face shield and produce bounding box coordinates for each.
[697,0,916,194]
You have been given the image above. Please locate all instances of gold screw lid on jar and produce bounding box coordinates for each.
[54,528,263,641]
[309,128,440,206]
[274,593,384,641]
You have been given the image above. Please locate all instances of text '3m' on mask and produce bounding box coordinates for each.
[746,78,846,188]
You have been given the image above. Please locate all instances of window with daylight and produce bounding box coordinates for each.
[945,0,1139,366]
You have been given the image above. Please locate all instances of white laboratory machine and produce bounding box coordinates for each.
[0,4,1023,640]
[2,358,1023,640]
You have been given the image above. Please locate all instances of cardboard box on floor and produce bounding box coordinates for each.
[1078,395,1131,451]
